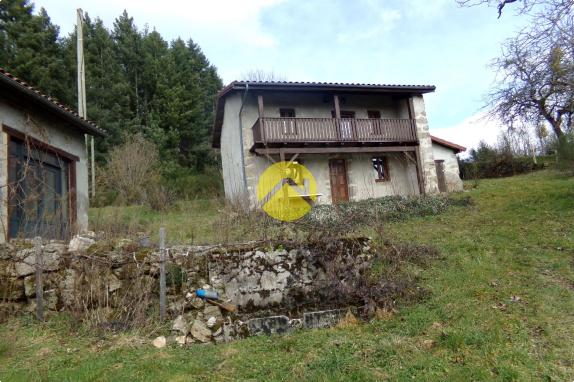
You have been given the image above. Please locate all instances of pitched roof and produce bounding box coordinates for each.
[218,80,436,96]
[0,67,104,137]
[430,135,466,153]
[212,80,436,148]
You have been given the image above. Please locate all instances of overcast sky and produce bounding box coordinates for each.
[33,0,527,151]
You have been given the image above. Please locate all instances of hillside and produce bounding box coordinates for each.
[1,171,573,381]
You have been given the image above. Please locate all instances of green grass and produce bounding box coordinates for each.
[89,199,222,244]
[2,170,574,381]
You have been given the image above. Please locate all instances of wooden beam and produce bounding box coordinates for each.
[333,95,341,119]
[407,97,415,120]
[254,145,417,155]
[2,124,80,162]
[257,95,266,143]
[288,153,300,164]
[263,148,276,164]
[258,95,265,119]
[414,147,425,195]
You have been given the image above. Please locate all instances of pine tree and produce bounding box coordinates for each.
[0,0,72,104]
[112,10,144,125]
[0,2,223,174]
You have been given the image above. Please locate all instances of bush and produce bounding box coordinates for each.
[98,133,160,206]
[162,165,224,200]
[95,135,223,210]
[459,141,544,180]
[299,194,463,238]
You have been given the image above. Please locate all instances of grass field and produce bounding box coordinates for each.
[1,170,573,381]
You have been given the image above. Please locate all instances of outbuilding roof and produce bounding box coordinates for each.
[0,67,104,137]
[212,80,436,148]
[430,135,466,153]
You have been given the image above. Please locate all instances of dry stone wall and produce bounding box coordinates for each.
[1,235,376,343]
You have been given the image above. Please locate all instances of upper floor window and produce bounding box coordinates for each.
[367,110,381,119]
[372,156,390,182]
[279,108,296,135]
[280,108,295,118]
[331,110,356,118]
[368,110,382,135]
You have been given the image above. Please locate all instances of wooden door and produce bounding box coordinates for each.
[8,136,70,240]
[329,159,349,203]
[435,160,447,192]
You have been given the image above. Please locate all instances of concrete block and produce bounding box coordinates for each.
[303,309,346,329]
[247,315,290,335]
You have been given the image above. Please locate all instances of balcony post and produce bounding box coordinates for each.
[258,95,265,143]
[333,95,341,140]
[333,95,341,119]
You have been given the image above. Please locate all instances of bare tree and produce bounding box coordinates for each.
[456,0,571,17]
[458,0,574,137]
[99,133,160,205]
[241,69,287,82]
[489,0,573,137]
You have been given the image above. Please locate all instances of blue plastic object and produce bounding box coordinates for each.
[196,289,219,300]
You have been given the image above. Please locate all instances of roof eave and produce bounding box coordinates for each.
[430,135,466,153]
[221,82,436,95]
[212,81,436,148]
[0,72,105,137]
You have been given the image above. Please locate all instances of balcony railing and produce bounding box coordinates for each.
[252,117,417,145]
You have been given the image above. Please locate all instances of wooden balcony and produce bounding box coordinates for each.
[252,117,418,147]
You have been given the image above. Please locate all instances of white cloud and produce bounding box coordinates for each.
[337,8,402,43]
[36,0,283,47]
[401,0,451,19]
[431,111,502,157]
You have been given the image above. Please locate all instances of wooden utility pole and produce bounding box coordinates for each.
[76,9,95,198]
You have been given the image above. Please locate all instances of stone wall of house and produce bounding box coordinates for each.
[0,236,375,343]
[432,143,464,192]
[411,95,440,194]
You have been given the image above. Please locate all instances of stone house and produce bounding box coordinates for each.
[212,81,465,205]
[0,68,104,242]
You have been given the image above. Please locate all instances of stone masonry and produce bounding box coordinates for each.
[1,236,376,344]
[412,95,439,194]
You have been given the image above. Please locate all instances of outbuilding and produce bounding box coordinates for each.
[0,68,104,242]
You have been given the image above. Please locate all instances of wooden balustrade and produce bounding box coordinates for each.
[252,117,417,145]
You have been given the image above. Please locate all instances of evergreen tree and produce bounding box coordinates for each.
[0,0,72,103]
[112,10,144,126]
[0,2,223,175]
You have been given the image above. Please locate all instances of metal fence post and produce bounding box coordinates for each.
[34,236,43,321]
[159,227,166,320]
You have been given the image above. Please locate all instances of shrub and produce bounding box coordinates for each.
[99,133,160,206]
[299,194,461,238]
[459,141,544,179]
[162,165,224,200]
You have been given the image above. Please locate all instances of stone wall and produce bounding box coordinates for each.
[432,143,464,192]
[411,95,440,194]
[1,236,377,343]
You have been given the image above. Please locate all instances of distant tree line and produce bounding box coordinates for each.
[459,140,544,180]
[0,0,223,179]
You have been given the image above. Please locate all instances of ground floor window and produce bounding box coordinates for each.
[372,156,390,182]
[7,134,74,240]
